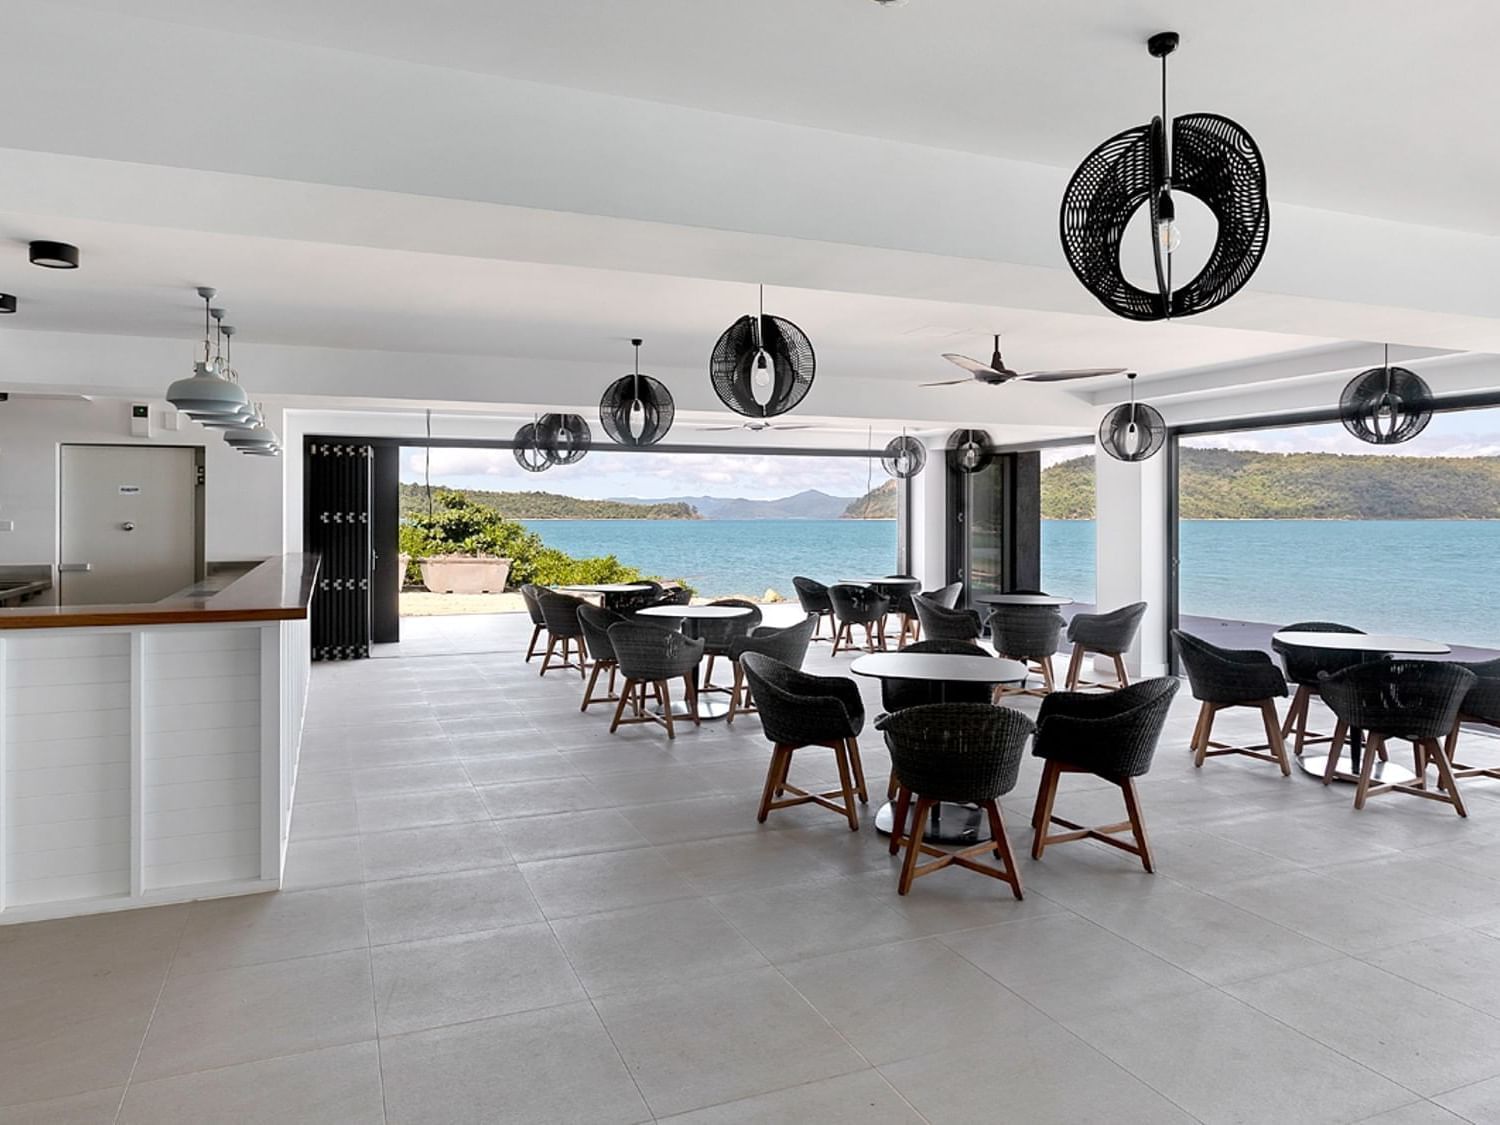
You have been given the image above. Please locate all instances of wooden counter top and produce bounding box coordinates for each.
[0,554,320,630]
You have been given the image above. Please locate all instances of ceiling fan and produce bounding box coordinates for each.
[923,335,1127,387]
[694,421,824,433]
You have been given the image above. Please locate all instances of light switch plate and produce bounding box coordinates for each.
[0,520,14,532]
[130,403,152,438]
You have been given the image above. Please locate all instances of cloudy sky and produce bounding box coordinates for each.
[401,446,885,500]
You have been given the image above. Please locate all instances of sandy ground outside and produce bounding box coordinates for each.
[399,588,791,617]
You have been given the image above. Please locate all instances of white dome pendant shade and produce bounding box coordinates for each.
[166,288,252,421]
[224,403,281,456]
[192,324,256,427]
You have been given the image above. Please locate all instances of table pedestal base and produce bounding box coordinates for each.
[651,698,732,722]
[1297,754,1418,787]
[875,800,992,844]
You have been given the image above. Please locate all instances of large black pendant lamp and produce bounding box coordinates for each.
[1060,31,1270,321]
[946,429,993,475]
[882,432,926,480]
[1340,345,1433,445]
[537,412,591,466]
[709,285,815,418]
[600,338,674,446]
[513,420,550,473]
[1099,373,1166,462]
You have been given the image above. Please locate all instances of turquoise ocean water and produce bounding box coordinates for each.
[520,518,1500,650]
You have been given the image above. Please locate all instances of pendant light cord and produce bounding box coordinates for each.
[425,409,433,521]
[1160,51,1173,301]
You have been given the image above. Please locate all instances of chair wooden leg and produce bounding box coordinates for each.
[609,680,635,733]
[1422,737,1467,817]
[1040,658,1056,694]
[897,800,932,894]
[888,785,910,854]
[1353,732,1383,809]
[525,624,543,662]
[1119,778,1154,873]
[727,664,744,723]
[758,746,790,823]
[846,737,868,803]
[684,674,701,726]
[1112,653,1130,689]
[1261,700,1291,776]
[1030,760,1061,859]
[832,741,860,831]
[581,662,604,712]
[1192,702,1215,767]
[1323,721,1348,784]
[658,681,676,740]
[1064,644,1085,690]
[984,800,1024,900]
[576,637,589,679]
[539,635,558,676]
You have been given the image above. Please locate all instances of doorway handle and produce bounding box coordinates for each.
[121,522,136,532]
[58,563,93,573]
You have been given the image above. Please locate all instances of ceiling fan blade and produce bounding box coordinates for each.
[694,425,739,431]
[919,378,979,388]
[940,353,1001,378]
[1019,367,1129,383]
[770,424,819,430]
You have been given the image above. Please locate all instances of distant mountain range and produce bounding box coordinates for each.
[1042,449,1500,519]
[610,489,858,520]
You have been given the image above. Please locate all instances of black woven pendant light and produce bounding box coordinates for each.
[1060,31,1269,322]
[1099,373,1166,462]
[709,285,815,418]
[513,421,550,473]
[600,338,674,447]
[537,412,590,466]
[1340,345,1433,445]
[882,433,926,480]
[946,429,993,475]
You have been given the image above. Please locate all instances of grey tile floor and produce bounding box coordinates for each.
[5,609,1500,1124]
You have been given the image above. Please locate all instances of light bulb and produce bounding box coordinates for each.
[1157,219,1181,253]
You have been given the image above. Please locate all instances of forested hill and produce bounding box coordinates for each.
[1041,449,1500,520]
[843,479,898,519]
[398,484,698,520]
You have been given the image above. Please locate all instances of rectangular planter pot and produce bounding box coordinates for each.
[418,555,513,594]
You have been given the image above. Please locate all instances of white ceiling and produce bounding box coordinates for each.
[51,0,1500,235]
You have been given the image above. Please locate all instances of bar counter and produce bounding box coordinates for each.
[0,555,318,922]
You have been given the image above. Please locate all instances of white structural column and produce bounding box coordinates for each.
[1093,446,1171,679]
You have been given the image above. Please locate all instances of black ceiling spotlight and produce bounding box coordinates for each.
[513,421,551,473]
[29,241,80,269]
[536,412,590,466]
[1340,344,1433,446]
[1099,372,1166,462]
[0,294,15,314]
[1060,31,1269,321]
[882,432,926,480]
[946,429,993,475]
[710,285,815,419]
[600,338,674,447]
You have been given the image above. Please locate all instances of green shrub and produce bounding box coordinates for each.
[399,488,650,588]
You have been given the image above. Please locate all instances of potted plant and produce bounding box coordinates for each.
[417,554,513,594]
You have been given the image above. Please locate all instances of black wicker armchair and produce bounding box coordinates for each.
[929,582,964,610]
[1319,660,1477,816]
[606,622,705,741]
[741,653,867,830]
[877,703,1034,898]
[829,584,891,655]
[792,577,835,642]
[912,595,982,644]
[1172,630,1291,776]
[695,598,763,695]
[577,605,628,712]
[726,614,818,723]
[607,581,662,614]
[876,639,997,800]
[876,576,920,647]
[1271,622,1374,758]
[1446,657,1500,781]
[536,591,590,678]
[1063,601,1147,690]
[519,584,547,662]
[988,605,1066,696]
[1030,678,1179,871]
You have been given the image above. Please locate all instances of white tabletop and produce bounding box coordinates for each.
[555,583,654,594]
[838,577,920,587]
[637,604,753,619]
[1270,631,1451,655]
[974,593,1074,607]
[851,652,1029,684]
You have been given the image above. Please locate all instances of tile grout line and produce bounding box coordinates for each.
[110,909,190,1124]
[358,836,393,1125]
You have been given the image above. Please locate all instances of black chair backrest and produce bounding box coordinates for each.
[697,598,763,652]
[987,605,1064,661]
[519,584,546,626]
[537,591,588,637]
[829,584,889,625]
[877,702,1035,803]
[1319,659,1476,743]
[878,576,919,615]
[1457,657,1500,723]
[929,582,964,610]
[792,576,832,614]
[608,621,704,680]
[1066,601,1147,653]
[609,582,662,613]
[741,652,864,745]
[879,640,993,713]
[913,596,981,642]
[1034,677,1180,777]
[1172,629,1287,705]
[733,614,818,669]
[578,604,628,662]
[1271,621,1369,686]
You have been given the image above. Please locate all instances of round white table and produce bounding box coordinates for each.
[1270,630,1452,784]
[974,593,1074,607]
[636,603,755,719]
[852,652,1029,844]
[838,577,920,587]
[557,583,655,595]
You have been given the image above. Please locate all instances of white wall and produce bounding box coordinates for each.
[1093,446,1170,678]
[0,397,283,597]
